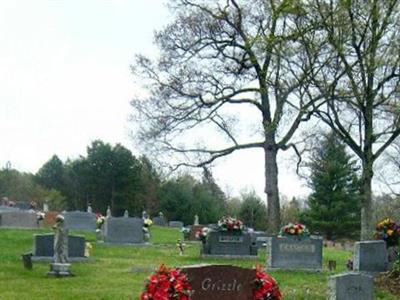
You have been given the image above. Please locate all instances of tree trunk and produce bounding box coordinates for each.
[264,145,281,234]
[360,161,373,240]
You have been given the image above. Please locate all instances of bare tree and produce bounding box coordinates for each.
[131,0,321,233]
[309,0,400,239]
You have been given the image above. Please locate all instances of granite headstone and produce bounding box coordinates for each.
[327,272,373,300]
[103,217,144,244]
[32,234,86,260]
[0,211,38,228]
[202,231,257,257]
[182,265,256,300]
[353,240,388,272]
[169,221,184,228]
[267,236,323,270]
[63,211,97,231]
[153,216,167,226]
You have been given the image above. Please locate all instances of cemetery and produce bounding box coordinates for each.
[1,0,400,299]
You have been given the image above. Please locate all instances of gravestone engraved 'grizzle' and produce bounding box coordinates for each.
[327,272,374,300]
[103,217,144,244]
[267,236,323,270]
[63,211,97,231]
[182,265,255,300]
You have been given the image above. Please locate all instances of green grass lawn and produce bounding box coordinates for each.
[0,226,397,300]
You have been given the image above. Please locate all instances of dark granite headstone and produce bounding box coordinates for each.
[169,221,184,228]
[182,265,255,300]
[267,236,323,270]
[327,272,374,300]
[63,211,96,231]
[0,211,39,228]
[103,217,144,244]
[353,240,388,272]
[202,231,257,257]
[153,216,167,226]
[32,234,85,259]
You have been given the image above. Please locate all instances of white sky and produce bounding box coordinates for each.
[0,0,310,201]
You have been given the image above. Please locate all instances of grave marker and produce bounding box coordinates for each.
[353,240,388,272]
[267,236,323,270]
[0,211,38,228]
[103,217,144,244]
[63,211,96,231]
[327,272,373,300]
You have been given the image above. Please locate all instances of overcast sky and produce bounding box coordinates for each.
[0,0,310,201]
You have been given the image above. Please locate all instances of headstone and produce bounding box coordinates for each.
[63,211,97,231]
[123,210,129,217]
[250,231,269,249]
[169,221,184,228]
[103,217,144,244]
[153,216,167,226]
[33,234,86,260]
[0,205,19,213]
[202,231,257,257]
[87,204,92,213]
[327,272,373,300]
[182,265,256,300]
[353,240,388,272]
[194,215,199,225]
[0,211,39,228]
[267,236,323,270]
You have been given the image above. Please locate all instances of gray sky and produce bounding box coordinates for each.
[0,0,310,200]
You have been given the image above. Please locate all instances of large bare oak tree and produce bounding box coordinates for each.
[131,0,321,233]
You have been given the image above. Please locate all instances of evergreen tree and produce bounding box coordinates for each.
[301,132,361,240]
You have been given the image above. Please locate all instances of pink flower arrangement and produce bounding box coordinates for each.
[140,264,192,300]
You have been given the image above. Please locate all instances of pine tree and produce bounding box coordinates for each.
[301,132,361,240]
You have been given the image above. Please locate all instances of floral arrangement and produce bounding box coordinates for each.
[195,227,209,243]
[140,264,192,300]
[279,223,310,237]
[144,218,153,228]
[374,218,400,247]
[217,216,244,232]
[96,213,105,229]
[253,266,282,300]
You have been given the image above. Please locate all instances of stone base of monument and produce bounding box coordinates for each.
[47,263,74,277]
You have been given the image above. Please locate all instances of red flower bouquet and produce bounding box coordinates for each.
[253,266,282,300]
[279,223,310,237]
[217,216,244,232]
[141,264,192,300]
